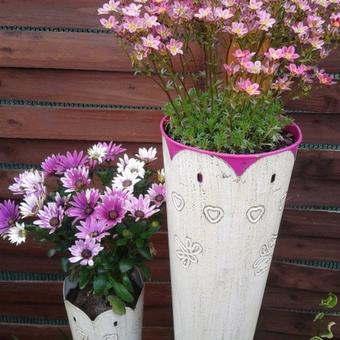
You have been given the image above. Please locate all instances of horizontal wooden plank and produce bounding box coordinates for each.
[0,67,338,112]
[0,0,103,29]
[254,330,307,340]
[0,324,172,340]
[0,31,130,71]
[0,68,166,107]
[0,107,163,142]
[1,107,340,145]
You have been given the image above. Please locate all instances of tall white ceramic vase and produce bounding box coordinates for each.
[63,278,144,340]
[161,117,302,340]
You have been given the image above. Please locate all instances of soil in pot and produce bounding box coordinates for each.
[66,272,143,320]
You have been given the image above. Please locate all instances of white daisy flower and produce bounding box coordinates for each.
[136,147,157,163]
[87,143,108,163]
[9,169,45,196]
[117,154,130,173]
[19,194,44,218]
[117,154,145,178]
[6,222,26,245]
[112,172,141,193]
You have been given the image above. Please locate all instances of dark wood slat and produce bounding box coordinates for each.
[0,68,166,106]
[269,262,340,293]
[254,330,307,340]
[0,0,103,29]
[258,309,340,337]
[1,107,340,145]
[0,107,163,142]
[0,31,130,71]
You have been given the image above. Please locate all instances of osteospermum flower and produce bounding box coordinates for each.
[95,195,127,227]
[69,238,103,266]
[41,154,63,176]
[0,200,19,236]
[55,192,71,209]
[60,167,91,193]
[75,217,110,241]
[34,203,64,234]
[67,189,100,222]
[136,147,157,163]
[103,186,132,201]
[58,151,88,173]
[127,194,159,221]
[157,169,165,183]
[147,183,166,207]
[112,172,141,192]
[6,222,26,245]
[9,170,45,197]
[19,194,44,218]
[117,155,145,178]
[87,143,108,163]
[102,142,126,161]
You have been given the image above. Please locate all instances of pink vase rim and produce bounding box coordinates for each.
[160,116,303,176]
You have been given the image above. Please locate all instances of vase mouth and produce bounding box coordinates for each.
[160,116,303,159]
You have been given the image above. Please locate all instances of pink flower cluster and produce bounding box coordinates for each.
[1,143,166,268]
[98,0,339,99]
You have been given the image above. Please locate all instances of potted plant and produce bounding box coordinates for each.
[98,1,339,338]
[0,143,165,340]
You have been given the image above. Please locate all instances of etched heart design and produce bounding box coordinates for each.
[203,206,224,224]
[247,206,265,224]
[171,192,185,211]
[103,334,118,340]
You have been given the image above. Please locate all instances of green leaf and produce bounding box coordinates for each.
[107,295,126,316]
[138,248,152,260]
[93,275,107,295]
[321,293,338,309]
[48,248,57,258]
[60,257,69,273]
[109,277,134,303]
[122,275,134,293]
[136,263,151,281]
[119,258,134,273]
[116,238,128,246]
[79,267,91,289]
[320,321,336,339]
[313,312,325,322]
[310,337,324,340]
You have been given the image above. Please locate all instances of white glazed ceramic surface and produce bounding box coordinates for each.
[163,138,296,340]
[63,279,144,340]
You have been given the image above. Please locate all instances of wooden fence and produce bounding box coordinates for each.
[0,1,340,339]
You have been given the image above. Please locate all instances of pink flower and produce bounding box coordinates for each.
[315,69,336,85]
[309,37,324,50]
[330,13,340,28]
[69,238,103,267]
[236,78,261,96]
[248,0,263,10]
[75,217,111,242]
[95,195,127,227]
[287,63,308,76]
[271,76,294,92]
[244,61,262,74]
[141,34,161,50]
[261,61,279,75]
[58,151,88,173]
[147,183,166,208]
[264,48,283,60]
[0,200,19,236]
[233,49,254,61]
[34,203,64,234]
[97,0,121,15]
[195,7,212,20]
[224,63,240,76]
[214,7,233,20]
[170,1,194,21]
[257,10,275,31]
[121,3,142,17]
[292,22,309,36]
[100,16,119,30]
[156,25,172,39]
[143,13,160,28]
[281,46,300,61]
[126,195,159,221]
[230,22,248,37]
[41,154,63,176]
[166,39,184,56]
[307,15,325,30]
[122,17,143,33]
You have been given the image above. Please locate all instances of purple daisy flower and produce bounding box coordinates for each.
[9,170,45,197]
[127,194,159,221]
[69,238,103,266]
[103,186,132,201]
[34,202,64,234]
[75,217,110,242]
[0,200,19,235]
[147,183,166,207]
[94,195,127,228]
[60,167,91,193]
[58,151,88,172]
[41,154,63,176]
[102,142,126,161]
[55,192,71,209]
[66,189,100,222]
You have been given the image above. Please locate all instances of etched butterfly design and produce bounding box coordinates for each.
[253,234,278,276]
[174,235,203,268]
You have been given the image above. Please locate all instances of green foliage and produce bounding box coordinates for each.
[164,89,293,154]
[311,293,338,340]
